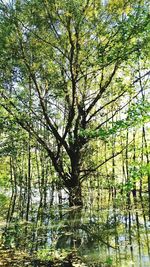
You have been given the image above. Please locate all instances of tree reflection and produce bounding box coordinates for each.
[1,192,150,266]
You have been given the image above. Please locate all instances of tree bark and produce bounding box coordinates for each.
[68,182,83,206]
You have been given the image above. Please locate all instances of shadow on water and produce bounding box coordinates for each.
[0,191,150,266]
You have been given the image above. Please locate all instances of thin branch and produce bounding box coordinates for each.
[17,34,70,156]
[16,17,69,60]
[95,87,146,131]
[86,62,118,114]
[133,70,150,84]
[80,140,133,182]
[87,90,126,123]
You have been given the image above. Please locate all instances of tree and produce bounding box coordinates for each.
[0,0,149,205]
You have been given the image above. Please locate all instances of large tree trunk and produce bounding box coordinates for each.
[49,138,84,206]
[48,156,84,206]
[65,170,83,206]
[68,183,83,206]
[63,143,83,206]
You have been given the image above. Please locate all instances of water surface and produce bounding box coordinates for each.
[0,191,150,266]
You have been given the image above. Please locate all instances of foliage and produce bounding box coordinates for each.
[0,0,149,206]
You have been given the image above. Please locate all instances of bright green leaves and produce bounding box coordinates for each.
[95,0,150,67]
[80,127,108,140]
[123,162,150,193]
[0,0,149,187]
[127,100,150,125]
[80,98,150,141]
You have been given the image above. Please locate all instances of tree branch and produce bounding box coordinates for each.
[86,62,118,114]
[80,140,133,182]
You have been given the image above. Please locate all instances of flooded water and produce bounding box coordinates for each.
[0,190,150,266]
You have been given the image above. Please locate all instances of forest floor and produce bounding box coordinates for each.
[0,247,87,267]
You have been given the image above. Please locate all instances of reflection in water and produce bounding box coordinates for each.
[0,192,150,266]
